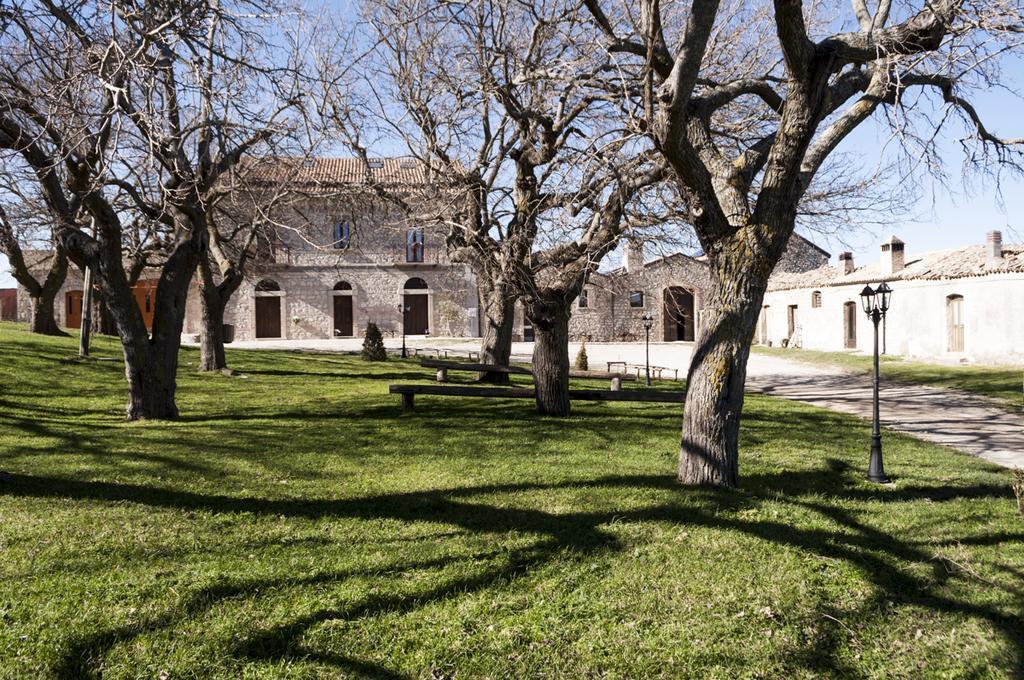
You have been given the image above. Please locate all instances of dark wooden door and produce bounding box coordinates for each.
[333,295,353,336]
[65,291,83,329]
[403,294,428,334]
[255,296,281,338]
[843,302,857,349]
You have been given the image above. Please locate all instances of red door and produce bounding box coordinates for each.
[65,291,83,329]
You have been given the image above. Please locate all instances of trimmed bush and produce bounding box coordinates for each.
[574,341,588,371]
[361,322,387,361]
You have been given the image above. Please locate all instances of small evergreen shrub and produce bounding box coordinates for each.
[362,322,387,361]
[574,341,589,371]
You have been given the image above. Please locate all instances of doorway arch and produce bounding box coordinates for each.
[663,287,695,341]
[254,279,283,339]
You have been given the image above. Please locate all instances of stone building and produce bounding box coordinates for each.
[512,234,830,343]
[182,158,479,341]
[759,231,1024,364]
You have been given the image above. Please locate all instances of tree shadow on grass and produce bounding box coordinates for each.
[3,462,1022,678]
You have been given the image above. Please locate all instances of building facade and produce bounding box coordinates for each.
[759,231,1024,364]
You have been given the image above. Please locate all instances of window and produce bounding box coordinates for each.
[332,221,351,249]
[811,291,822,308]
[406,228,425,262]
[578,289,589,309]
[629,291,644,308]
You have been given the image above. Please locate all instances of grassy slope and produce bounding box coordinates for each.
[752,345,1024,411]
[0,321,1022,679]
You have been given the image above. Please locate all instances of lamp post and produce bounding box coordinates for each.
[859,282,893,484]
[641,313,654,386]
[397,302,409,358]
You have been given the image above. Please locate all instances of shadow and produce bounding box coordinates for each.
[2,465,1021,677]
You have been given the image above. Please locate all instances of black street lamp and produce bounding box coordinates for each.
[859,281,893,484]
[397,302,409,358]
[641,313,654,386]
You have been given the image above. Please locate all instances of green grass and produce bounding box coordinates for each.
[1,321,1022,679]
[753,345,1024,411]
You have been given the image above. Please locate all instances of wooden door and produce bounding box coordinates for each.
[132,280,158,330]
[403,294,428,334]
[255,296,282,338]
[65,290,83,329]
[333,295,353,336]
[787,305,798,338]
[947,296,964,352]
[843,302,857,349]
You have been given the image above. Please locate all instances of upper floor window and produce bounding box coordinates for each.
[406,228,425,262]
[629,291,644,308]
[811,291,822,308]
[332,221,351,249]
[578,289,589,309]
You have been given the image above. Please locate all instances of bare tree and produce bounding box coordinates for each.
[0,0,302,419]
[0,164,69,335]
[580,0,1024,485]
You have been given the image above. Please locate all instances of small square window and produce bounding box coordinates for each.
[629,291,644,308]
[578,289,589,309]
[811,291,822,308]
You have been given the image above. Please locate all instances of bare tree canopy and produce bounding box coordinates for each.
[579,0,1024,485]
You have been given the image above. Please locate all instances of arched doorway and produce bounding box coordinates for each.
[332,281,353,337]
[843,301,857,349]
[663,287,695,341]
[403,277,429,335]
[255,279,283,338]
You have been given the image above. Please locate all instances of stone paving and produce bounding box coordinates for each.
[209,336,1024,469]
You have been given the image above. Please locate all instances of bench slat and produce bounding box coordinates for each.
[419,358,636,381]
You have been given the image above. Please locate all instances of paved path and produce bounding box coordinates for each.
[214,337,1023,469]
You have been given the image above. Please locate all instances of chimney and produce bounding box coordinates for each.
[838,251,855,275]
[986,230,1004,268]
[880,235,905,276]
[623,239,645,273]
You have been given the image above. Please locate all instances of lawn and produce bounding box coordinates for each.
[1,321,1022,679]
[752,345,1024,411]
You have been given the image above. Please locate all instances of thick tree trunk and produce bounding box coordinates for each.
[678,246,770,487]
[198,258,229,372]
[529,300,571,416]
[477,286,515,384]
[29,294,66,336]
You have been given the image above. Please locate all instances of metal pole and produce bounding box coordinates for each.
[867,308,889,483]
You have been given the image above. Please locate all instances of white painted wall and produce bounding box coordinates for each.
[760,273,1024,364]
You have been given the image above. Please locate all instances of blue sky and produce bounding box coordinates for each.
[3,19,1023,287]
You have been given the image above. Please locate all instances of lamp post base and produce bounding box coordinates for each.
[867,434,890,484]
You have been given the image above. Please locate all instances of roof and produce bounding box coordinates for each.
[791,232,832,258]
[241,157,435,186]
[602,251,708,277]
[768,243,1024,291]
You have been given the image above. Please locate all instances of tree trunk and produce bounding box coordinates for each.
[478,286,515,384]
[29,293,66,336]
[529,300,571,416]
[678,250,768,487]
[198,258,228,372]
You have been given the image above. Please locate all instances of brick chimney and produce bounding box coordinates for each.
[623,239,645,273]
[986,230,1004,268]
[880,235,905,275]
[838,251,855,275]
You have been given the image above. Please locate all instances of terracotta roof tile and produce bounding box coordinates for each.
[768,244,1024,291]
[241,157,433,186]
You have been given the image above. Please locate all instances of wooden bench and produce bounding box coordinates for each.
[420,359,635,390]
[390,384,685,410]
